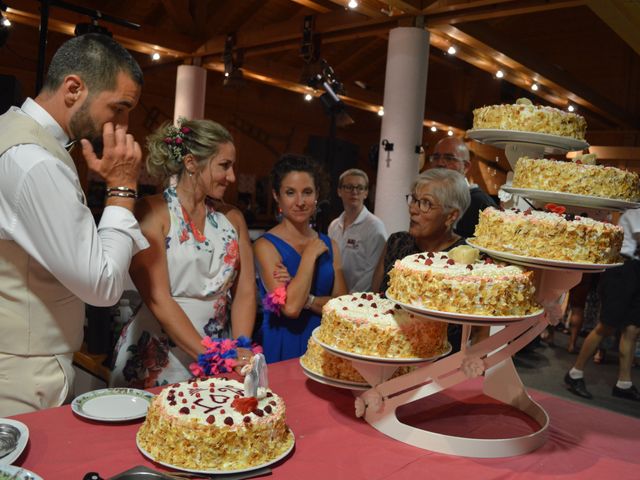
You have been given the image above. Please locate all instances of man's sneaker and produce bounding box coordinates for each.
[612,385,640,401]
[564,372,593,399]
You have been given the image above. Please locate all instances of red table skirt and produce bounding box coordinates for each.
[9,359,640,479]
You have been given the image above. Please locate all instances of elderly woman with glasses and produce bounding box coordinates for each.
[371,169,471,351]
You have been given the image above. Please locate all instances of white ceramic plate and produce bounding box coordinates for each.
[467,129,588,153]
[71,388,154,422]
[466,239,624,272]
[311,328,451,365]
[0,419,28,466]
[0,465,43,480]
[501,186,640,211]
[137,428,294,475]
[299,359,369,390]
[386,291,545,325]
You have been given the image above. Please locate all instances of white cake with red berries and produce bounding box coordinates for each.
[387,246,540,316]
[512,156,640,202]
[315,292,449,359]
[300,337,412,383]
[137,377,293,470]
[472,98,587,140]
[472,207,623,264]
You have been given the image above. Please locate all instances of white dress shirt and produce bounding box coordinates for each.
[0,98,149,306]
[619,208,640,260]
[328,206,388,293]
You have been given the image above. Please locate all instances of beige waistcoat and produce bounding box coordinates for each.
[0,110,84,355]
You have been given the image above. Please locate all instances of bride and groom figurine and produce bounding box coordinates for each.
[241,353,268,399]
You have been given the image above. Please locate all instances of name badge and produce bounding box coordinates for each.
[346,238,358,249]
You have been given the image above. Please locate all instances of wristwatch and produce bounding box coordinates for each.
[304,294,315,309]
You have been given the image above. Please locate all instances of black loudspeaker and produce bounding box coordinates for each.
[305,135,358,233]
[0,75,23,114]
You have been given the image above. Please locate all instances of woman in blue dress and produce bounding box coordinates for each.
[254,154,347,363]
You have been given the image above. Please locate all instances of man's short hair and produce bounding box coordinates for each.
[42,34,143,94]
[338,168,369,188]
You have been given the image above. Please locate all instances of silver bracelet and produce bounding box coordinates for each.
[106,186,137,195]
[304,294,315,309]
[106,191,137,199]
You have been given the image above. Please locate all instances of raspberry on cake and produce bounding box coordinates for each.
[512,156,640,202]
[472,207,623,264]
[472,98,587,140]
[315,292,448,359]
[387,248,539,317]
[137,377,293,471]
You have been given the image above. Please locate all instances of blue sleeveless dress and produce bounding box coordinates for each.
[258,233,335,363]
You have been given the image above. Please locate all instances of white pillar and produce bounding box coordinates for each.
[173,65,207,123]
[374,27,429,234]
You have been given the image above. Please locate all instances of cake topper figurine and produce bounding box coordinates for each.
[241,353,268,399]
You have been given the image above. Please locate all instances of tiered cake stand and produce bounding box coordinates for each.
[303,130,635,458]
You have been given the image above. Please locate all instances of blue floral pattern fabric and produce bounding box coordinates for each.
[110,186,239,388]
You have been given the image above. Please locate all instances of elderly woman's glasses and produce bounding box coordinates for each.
[341,184,367,193]
[405,194,442,213]
[428,153,462,165]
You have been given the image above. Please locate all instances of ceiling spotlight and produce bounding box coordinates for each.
[377,107,384,117]
[568,104,575,112]
[151,52,160,61]
[430,126,437,132]
[304,93,313,101]
[348,0,358,9]
[447,130,453,136]
[531,83,539,91]
[495,70,504,79]
[447,46,456,55]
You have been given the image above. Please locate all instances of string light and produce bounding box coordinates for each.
[377,107,384,117]
[430,126,437,132]
[568,104,575,112]
[304,93,313,101]
[495,70,504,79]
[151,52,160,61]
[531,83,539,91]
[447,46,456,55]
[447,129,453,136]
[348,0,358,8]
[2,17,10,27]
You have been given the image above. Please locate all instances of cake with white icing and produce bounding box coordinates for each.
[473,207,623,264]
[300,337,412,383]
[137,377,293,470]
[472,98,587,140]
[315,292,448,359]
[387,246,539,316]
[512,156,640,202]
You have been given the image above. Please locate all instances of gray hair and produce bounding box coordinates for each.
[338,168,369,188]
[411,168,470,218]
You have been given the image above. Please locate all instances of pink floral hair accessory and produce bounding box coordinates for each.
[461,356,486,378]
[163,117,191,164]
[262,284,288,316]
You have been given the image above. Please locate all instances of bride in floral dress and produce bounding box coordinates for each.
[110,119,256,388]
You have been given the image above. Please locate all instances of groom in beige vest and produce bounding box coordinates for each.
[0,34,149,415]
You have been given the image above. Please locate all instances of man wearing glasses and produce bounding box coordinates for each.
[429,136,497,238]
[328,169,388,292]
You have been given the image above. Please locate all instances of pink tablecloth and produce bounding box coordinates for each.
[9,359,640,479]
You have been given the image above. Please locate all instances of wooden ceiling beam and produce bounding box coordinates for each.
[287,0,333,13]
[586,0,640,56]
[160,0,196,36]
[4,0,195,58]
[442,22,638,128]
[194,9,399,56]
[423,0,585,24]
[202,57,464,135]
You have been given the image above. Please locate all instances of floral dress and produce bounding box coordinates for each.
[110,186,239,388]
